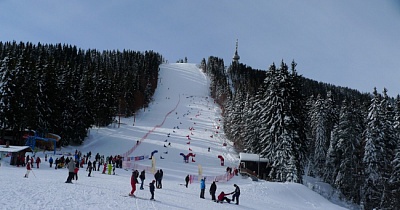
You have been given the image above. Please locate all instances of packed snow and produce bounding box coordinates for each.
[0,63,350,210]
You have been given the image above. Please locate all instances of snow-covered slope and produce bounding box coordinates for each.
[0,63,348,210]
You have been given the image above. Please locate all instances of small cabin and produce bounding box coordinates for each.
[0,142,33,166]
[239,152,271,180]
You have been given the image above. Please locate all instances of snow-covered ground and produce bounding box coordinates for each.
[0,63,351,210]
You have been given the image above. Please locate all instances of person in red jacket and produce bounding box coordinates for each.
[216,191,232,203]
[24,161,31,178]
[36,157,41,168]
[129,171,139,196]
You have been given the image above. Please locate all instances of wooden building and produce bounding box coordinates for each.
[239,152,271,180]
[0,142,32,166]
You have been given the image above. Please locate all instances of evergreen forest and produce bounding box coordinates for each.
[201,56,400,210]
[0,41,162,146]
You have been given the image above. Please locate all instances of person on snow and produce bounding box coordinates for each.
[200,178,206,199]
[92,160,97,171]
[129,171,139,197]
[159,169,163,189]
[36,156,41,168]
[209,181,217,201]
[65,159,75,183]
[87,160,93,177]
[49,156,53,168]
[231,184,240,205]
[149,180,156,200]
[55,158,59,170]
[73,162,79,181]
[154,170,161,189]
[139,169,146,190]
[107,163,112,175]
[24,161,31,178]
[26,155,30,166]
[217,191,232,203]
[30,157,34,168]
[102,163,107,174]
[86,160,92,171]
[185,175,190,188]
[112,162,116,175]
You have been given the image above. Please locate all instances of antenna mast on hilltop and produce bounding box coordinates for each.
[232,39,240,63]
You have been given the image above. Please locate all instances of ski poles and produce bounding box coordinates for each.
[31,169,37,178]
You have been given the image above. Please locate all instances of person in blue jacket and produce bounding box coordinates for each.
[200,178,206,199]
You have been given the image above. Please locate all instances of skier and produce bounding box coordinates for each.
[87,161,93,177]
[129,171,138,197]
[231,184,240,205]
[159,169,163,189]
[112,162,116,175]
[65,159,75,183]
[36,156,41,168]
[55,158,59,170]
[73,163,79,181]
[139,169,146,190]
[24,161,31,178]
[102,163,107,174]
[185,175,190,188]
[86,160,92,171]
[107,163,112,175]
[49,156,53,168]
[154,170,161,188]
[210,181,217,201]
[216,191,232,203]
[200,178,206,199]
[149,180,156,200]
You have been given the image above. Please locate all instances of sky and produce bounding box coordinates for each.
[0,63,355,210]
[0,0,399,96]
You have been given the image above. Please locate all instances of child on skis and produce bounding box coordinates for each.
[24,161,31,178]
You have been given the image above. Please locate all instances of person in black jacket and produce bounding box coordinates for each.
[159,169,163,189]
[149,180,156,200]
[231,184,240,205]
[139,169,146,190]
[209,181,217,201]
[154,170,161,189]
[185,175,190,188]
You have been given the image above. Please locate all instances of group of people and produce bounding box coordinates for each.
[200,178,241,205]
[129,169,156,200]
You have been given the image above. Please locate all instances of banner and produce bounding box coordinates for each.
[198,164,203,181]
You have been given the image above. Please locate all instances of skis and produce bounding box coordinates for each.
[122,194,160,202]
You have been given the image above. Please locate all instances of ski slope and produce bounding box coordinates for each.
[0,63,349,210]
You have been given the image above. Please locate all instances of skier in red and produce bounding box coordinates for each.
[36,157,41,168]
[129,171,139,196]
[24,161,31,178]
[102,163,107,174]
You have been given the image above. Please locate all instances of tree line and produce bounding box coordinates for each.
[0,41,162,146]
[201,56,400,210]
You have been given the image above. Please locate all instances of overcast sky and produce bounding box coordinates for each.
[1,0,399,96]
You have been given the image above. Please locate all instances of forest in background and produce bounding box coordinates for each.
[0,41,162,146]
[201,56,400,210]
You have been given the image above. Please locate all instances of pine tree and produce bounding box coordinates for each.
[362,88,385,209]
[332,100,363,203]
